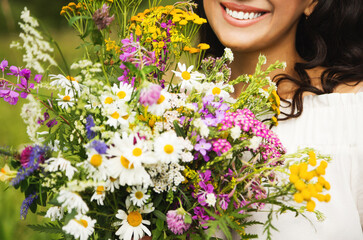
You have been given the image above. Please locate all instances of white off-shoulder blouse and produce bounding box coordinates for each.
[244,92,363,240]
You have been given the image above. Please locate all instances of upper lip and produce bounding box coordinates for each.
[221,1,269,13]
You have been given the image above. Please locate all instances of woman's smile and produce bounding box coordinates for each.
[221,1,270,27]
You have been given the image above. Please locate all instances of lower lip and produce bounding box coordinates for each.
[221,5,269,28]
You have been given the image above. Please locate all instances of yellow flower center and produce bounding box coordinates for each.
[122,115,129,120]
[157,95,165,104]
[135,191,144,199]
[132,147,142,157]
[111,112,120,119]
[63,95,71,101]
[96,186,105,195]
[121,156,134,169]
[127,211,142,227]
[212,87,221,95]
[110,177,117,182]
[90,154,102,167]
[181,71,191,80]
[117,91,127,99]
[164,144,174,154]
[75,219,88,228]
[104,97,114,104]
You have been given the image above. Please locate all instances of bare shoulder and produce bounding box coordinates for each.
[334,81,363,94]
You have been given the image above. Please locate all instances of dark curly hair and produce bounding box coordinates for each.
[195,0,363,119]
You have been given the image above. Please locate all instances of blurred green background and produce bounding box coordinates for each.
[0,0,175,239]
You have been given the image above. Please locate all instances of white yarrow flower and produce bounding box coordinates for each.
[224,48,234,63]
[205,193,217,207]
[230,126,241,140]
[249,136,263,151]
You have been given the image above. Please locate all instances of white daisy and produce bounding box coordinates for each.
[45,206,64,221]
[147,90,171,116]
[57,190,89,214]
[172,62,205,93]
[90,185,106,205]
[205,82,231,100]
[80,149,108,181]
[130,186,150,207]
[50,74,83,94]
[154,131,184,163]
[62,214,96,240]
[57,89,76,109]
[105,106,130,129]
[115,209,151,240]
[106,133,153,186]
[105,176,120,192]
[111,82,134,102]
[44,153,77,180]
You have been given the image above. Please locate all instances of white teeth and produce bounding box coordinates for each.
[225,7,263,20]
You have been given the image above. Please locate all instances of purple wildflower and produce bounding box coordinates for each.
[38,112,50,125]
[20,68,31,80]
[139,84,162,106]
[34,74,42,83]
[92,4,115,30]
[3,90,19,105]
[86,115,96,140]
[219,194,231,210]
[166,209,191,235]
[89,140,108,154]
[20,193,38,220]
[46,119,58,128]
[0,60,8,72]
[194,139,212,161]
[7,65,20,76]
[16,77,34,99]
[11,146,49,186]
[192,207,215,228]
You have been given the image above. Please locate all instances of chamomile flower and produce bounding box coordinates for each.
[105,106,130,129]
[154,131,184,163]
[172,62,205,93]
[105,176,120,192]
[100,93,117,107]
[147,90,171,116]
[45,206,64,221]
[50,74,83,94]
[115,209,151,240]
[57,190,89,214]
[106,133,153,186]
[111,82,134,102]
[81,148,108,181]
[62,214,96,240]
[44,153,77,180]
[90,185,106,205]
[205,82,231,100]
[57,89,76,109]
[130,186,150,207]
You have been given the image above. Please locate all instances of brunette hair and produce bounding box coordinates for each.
[196,0,363,119]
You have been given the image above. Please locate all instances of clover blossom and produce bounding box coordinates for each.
[166,208,191,235]
[139,84,162,106]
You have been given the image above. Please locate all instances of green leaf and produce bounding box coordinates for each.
[28,222,63,234]
[64,209,78,225]
[153,210,166,221]
[91,29,103,45]
[173,120,186,138]
[142,65,157,75]
[123,62,139,75]
[68,16,92,26]
[184,214,192,224]
[156,218,164,230]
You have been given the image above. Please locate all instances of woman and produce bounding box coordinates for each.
[197,0,363,239]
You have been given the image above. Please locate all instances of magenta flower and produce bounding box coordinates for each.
[139,84,162,106]
[34,74,42,83]
[0,60,8,72]
[92,4,115,30]
[3,90,19,105]
[20,146,33,168]
[166,208,191,235]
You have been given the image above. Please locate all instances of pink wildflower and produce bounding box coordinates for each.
[166,209,191,235]
[139,84,162,106]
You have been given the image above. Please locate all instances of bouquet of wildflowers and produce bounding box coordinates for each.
[0,1,332,239]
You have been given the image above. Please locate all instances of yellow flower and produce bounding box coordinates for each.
[293,192,304,203]
[193,17,207,25]
[306,200,316,212]
[198,43,210,50]
[0,164,17,182]
[179,19,188,25]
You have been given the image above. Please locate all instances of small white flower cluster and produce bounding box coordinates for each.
[147,162,185,193]
[10,7,57,73]
[20,95,42,143]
